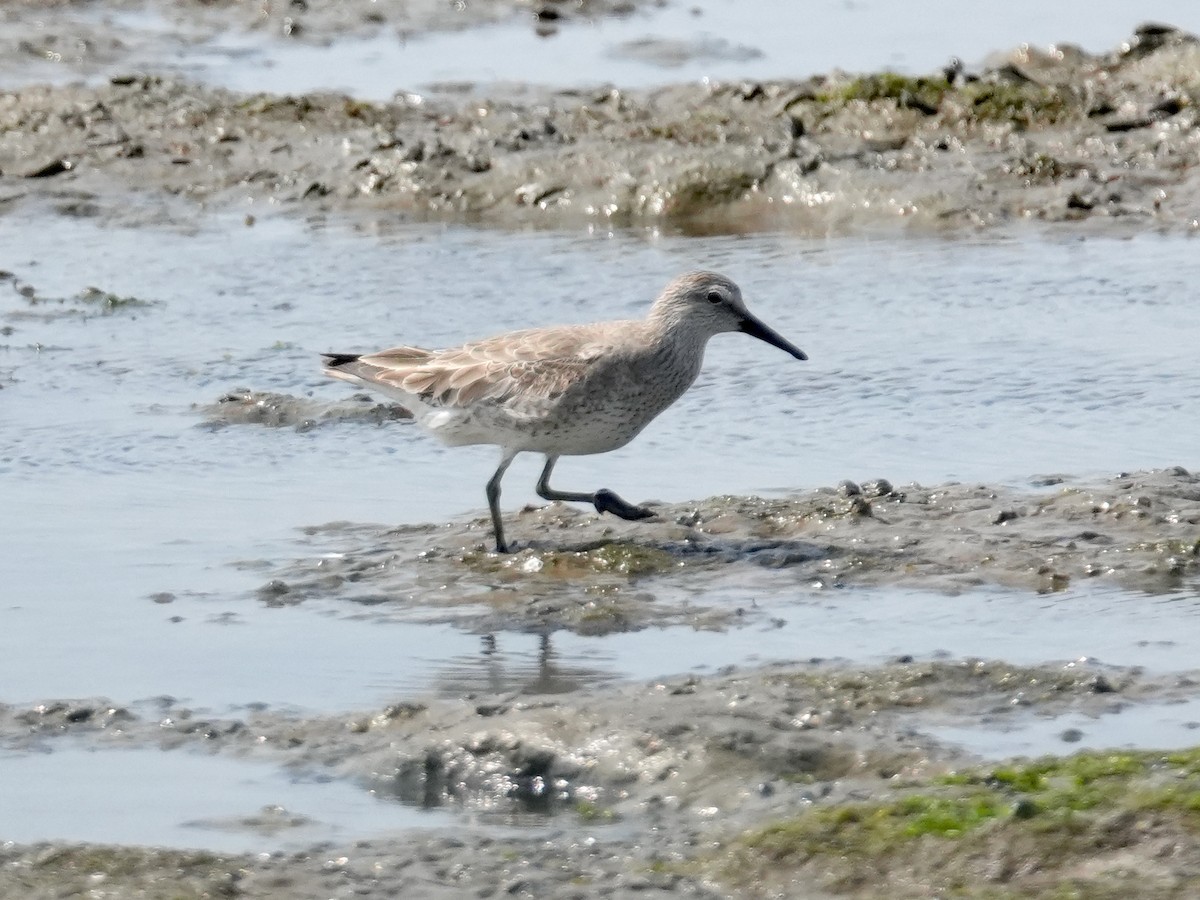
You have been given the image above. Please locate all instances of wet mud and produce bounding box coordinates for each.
[3,656,1198,898]
[239,466,1200,633]
[2,22,1200,234]
[198,388,411,431]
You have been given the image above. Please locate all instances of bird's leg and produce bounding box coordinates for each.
[534,456,593,504]
[486,450,518,553]
[536,456,655,522]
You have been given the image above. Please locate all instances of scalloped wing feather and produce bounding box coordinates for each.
[344,323,627,410]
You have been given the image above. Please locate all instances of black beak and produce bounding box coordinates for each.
[739,313,807,361]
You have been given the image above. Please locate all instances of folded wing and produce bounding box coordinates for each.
[323,323,621,410]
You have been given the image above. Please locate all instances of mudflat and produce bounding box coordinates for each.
[2,15,1200,234]
[3,4,1200,897]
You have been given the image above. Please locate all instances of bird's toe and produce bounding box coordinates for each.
[594,489,657,521]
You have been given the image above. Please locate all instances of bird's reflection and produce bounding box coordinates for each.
[432,631,616,697]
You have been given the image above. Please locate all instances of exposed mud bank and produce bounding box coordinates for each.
[228,465,1200,633]
[3,25,1200,234]
[3,657,1199,897]
[199,388,412,430]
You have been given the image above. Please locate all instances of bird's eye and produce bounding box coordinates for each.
[706,290,724,304]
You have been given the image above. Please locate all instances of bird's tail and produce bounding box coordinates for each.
[321,352,361,368]
[322,352,370,388]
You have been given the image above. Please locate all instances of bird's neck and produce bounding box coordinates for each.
[646,308,712,351]
[641,314,708,385]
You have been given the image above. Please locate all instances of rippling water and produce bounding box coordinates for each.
[0,745,453,852]
[3,213,1199,715]
[5,219,1199,490]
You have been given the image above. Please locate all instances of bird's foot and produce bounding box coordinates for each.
[593,489,656,521]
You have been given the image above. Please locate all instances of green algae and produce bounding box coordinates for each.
[721,747,1200,896]
[574,800,617,822]
[810,72,1075,129]
[464,541,676,579]
[744,791,1008,859]
[819,72,951,111]
[949,749,1200,821]
[963,82,1071,127]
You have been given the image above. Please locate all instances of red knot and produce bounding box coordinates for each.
[323,271,806,553]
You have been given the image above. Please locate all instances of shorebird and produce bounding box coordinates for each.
[323,271,806,553]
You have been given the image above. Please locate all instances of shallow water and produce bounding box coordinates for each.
[24,0,1200,98]
[216,0,1200,98]
[928,696,1200,760]
[0,745,454,852]
[4,212,1200,714]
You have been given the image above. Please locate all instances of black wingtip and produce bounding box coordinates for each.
[322,352,361,368]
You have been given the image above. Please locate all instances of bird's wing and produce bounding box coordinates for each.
[349,324,625,409]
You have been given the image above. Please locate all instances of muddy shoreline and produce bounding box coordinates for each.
[4,654,1199,898]
[3,22,1200,235]
[222,460,1199,635]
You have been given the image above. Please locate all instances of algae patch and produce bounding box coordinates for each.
[463,541,677,579]
[818,72,951,112]
[809,71,1075,129]
[721,747,1200,897]
[961,81,1072,128]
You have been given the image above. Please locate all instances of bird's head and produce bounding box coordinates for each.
[651,271,807,361]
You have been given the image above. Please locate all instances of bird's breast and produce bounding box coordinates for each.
[512,343,702,454]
